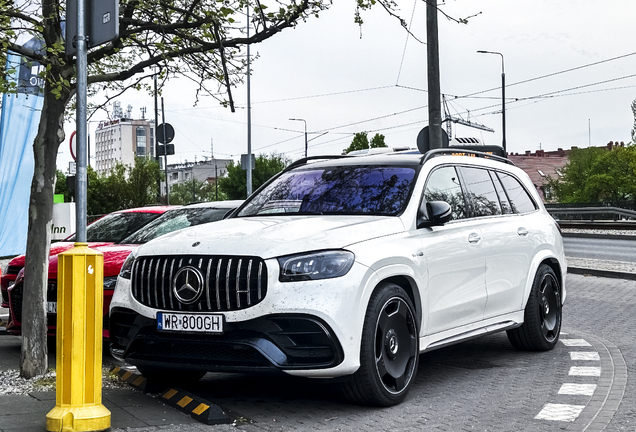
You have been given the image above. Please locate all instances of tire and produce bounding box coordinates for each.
[343,282,419,406]
[507,264,562,351]
[136,366,206,384]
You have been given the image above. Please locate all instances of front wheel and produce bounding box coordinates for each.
[507,264,562,351]
[343,282,419,406]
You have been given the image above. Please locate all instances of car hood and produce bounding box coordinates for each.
[8,241,113,269]
[136,215,406,259]
[45,244,137,279]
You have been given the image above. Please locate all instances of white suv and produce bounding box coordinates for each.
[109,149,566,406]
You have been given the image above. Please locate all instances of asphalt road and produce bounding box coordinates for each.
[105,273,634,432]
[563,236,636,262]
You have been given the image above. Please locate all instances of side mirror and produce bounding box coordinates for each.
[417,200,452,228]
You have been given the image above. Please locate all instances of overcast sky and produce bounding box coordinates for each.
[58,0,636,171]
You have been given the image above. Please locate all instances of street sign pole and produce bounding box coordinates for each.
[161,97,170,204]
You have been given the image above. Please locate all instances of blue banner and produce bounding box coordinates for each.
[0,42,45,256]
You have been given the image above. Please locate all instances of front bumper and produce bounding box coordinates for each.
[110,307,344,372]
[109,259,378,377]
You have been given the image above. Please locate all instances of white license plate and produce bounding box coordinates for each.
[157,312,224,334]
[47,302,57,313]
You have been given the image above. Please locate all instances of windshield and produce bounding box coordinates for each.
[66,212,160,243]
[120,207,231,244]
[238,165,416,216]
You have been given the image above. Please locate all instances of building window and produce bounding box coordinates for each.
[136,127,147,157]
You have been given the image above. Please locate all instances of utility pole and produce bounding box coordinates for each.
[246,3,253,197]
[212,138,218,201]
[161,97,169,204]
[426,0,444,149]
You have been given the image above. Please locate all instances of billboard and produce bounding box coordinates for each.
[0,36,45,256]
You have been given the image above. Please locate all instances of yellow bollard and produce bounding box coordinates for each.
[46,243,111,432]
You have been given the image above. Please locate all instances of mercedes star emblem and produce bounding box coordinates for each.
[172,266,204,304]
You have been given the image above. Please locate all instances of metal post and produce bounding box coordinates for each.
[75,0,88,242]
[154,69,159,162]
[161,97,169,204]
[212,138,218,201]
[426,0,443,149]
[477,50,506,154]
[246,3,253,197]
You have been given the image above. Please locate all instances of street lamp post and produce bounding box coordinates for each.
[289,118,308,158]
[477,50,506,155]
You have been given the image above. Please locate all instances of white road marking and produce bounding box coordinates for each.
[569,366,601,377]
[559,383,597,396]
[570,352,600,361]
[561,339,592,347]
[535,403,585,422]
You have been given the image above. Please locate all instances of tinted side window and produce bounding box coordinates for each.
[490,171,512,214]
[497,172,537,214]
[460,166,501,217]
[424,166,467,220]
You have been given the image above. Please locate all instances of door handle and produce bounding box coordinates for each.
[517,227,529,237]
[468,233,481,244]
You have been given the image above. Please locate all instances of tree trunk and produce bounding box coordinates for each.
[20,90,67,378]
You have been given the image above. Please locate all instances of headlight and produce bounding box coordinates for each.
[119,250,137,279]
[277,250,355,282]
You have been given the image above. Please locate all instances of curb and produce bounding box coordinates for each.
[160,387,232,425]
[567,266,636,281]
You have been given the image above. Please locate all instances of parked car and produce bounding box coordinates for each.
[109,149,566,406]
[1,206,172,312]
[4,201,242,338]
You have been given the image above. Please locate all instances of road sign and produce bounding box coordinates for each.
[241,154,255,170]
[157,144,175,156]
[417,126,449,154]
[157,123,175,144]
[65,0,120,57]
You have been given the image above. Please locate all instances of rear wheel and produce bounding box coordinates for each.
[507,264,561,351]
[343,282,419,406]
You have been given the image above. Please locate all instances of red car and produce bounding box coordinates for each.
[2,201,241,338]
[1,206,172,337]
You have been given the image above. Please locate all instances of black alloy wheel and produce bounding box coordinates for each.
[343,282,419,406]
[507,264,562,351]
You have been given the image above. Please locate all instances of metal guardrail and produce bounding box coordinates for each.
[547,206,636,220]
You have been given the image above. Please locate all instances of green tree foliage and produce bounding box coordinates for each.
[169,179,227,205]
[370,133,387,148]
[343,132,387,154]
[218,153,289,199]
[546,145,636,203]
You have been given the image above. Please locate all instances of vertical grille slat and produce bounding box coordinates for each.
[160,259,168,309]
[131,255,267,312]
[235,258,243,308]
[225,258,232,310]
[246,259,253,306]
[257,262,263,300]
[153,258,160,308]
[139,260,148,304]
[205,258,213,310]
[168,259,176,310]
[215,259,222,310]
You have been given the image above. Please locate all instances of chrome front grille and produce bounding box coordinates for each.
[131,255,268,312]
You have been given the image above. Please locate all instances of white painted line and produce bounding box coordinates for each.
[569,366,601,377]
[561,339,591,347]
[570,351,600,361]
[535,403,585,422]
[559,383,597,396]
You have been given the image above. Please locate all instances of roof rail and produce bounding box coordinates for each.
[284,155,352,172]
[420,148,515,166]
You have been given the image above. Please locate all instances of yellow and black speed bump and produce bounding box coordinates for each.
[160,387,231,425]
[110,366,166,394]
